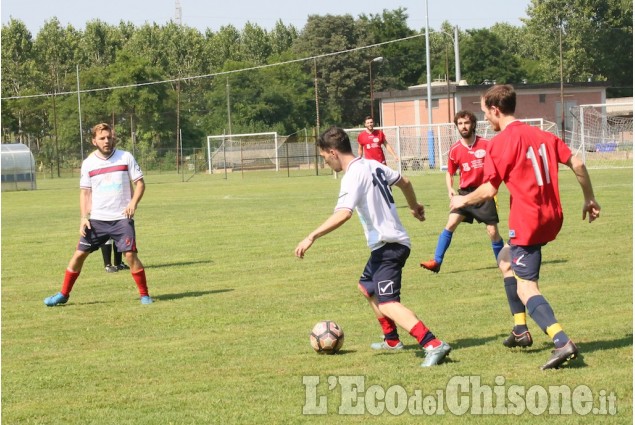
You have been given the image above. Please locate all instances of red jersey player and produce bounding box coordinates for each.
[420,110,503,273]
[450,85,600,370]
[357,116,399,165]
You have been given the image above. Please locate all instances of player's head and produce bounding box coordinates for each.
[453,110,477,138]
[91,122,115,155]
[318,126,353,172]
[363,116,374,130]
[481,85,516,131]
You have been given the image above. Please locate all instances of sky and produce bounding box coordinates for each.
[1,0,531,35]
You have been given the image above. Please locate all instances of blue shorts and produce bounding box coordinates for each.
[77,219,138,254]
[509,243,543,281]
[358,243,410,304]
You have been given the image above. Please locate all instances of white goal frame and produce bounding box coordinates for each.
[206,131,279,174]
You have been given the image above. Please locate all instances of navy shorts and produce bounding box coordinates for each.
[452,187,499,225]
[77,219,138,254]
[509,243,543,281]
[358,243,410,304]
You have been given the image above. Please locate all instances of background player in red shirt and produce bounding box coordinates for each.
[421,110,504,273]
[357,116,399,165]
[450,85,600,369]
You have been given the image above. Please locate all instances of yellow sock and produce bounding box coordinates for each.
[546,323,564,339]
[513,312,527,327]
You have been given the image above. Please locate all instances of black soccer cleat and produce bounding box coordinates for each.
[541,341,579,370]
[502,331,533,348]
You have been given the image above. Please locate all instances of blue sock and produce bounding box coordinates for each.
[434,229,453,264]
[492,239,504,262]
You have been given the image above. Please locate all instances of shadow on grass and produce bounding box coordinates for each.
[427,258,569,275]
[153,288,234,301]
[146,260,215,269]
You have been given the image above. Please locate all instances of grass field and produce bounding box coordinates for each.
[2,167,632,424]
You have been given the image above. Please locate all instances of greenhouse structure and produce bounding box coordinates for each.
[1,143,37,192]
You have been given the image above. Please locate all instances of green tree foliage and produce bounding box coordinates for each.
[460,28,524,85]
[523,0,633,95]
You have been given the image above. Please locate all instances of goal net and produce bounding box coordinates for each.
[568,103,633,169]
[206,132,279,174]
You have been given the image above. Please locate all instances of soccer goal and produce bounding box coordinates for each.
[568,103,633,169]
[206,131,279,175]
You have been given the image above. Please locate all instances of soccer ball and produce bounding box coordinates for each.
[309,320,344,354]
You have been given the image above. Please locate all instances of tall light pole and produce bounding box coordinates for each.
[438,30,461,121]
[369,56,384,121]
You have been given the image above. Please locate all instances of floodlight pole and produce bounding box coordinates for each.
[369,56,384,120]
[76,65,84,159]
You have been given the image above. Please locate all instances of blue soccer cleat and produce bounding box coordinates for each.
[44,292,69,307]
[421,341,451,367]
[140,295,153,305]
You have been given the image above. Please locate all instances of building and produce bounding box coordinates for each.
[375,81,610,133]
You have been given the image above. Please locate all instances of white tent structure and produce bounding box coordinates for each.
[1,143,37,191]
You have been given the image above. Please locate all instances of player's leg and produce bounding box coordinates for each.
[487,224,504,261]
[498,246,532,348]
[113,219,152,304]
[377,243,450,366]
[113,243,128,271]
[45,222,107,306]
[101,241,118,273]
[359,254,402,350]
[512,244,577,369]
[420,213,464,273]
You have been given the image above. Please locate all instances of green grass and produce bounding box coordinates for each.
[2,168,632,424]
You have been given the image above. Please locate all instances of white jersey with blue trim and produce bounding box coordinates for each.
[80,149,143,221]
[334,157,410,251]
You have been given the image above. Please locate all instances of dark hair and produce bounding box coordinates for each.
[482,84,516,115]
[453,110,477,127]
[318,126,353,154]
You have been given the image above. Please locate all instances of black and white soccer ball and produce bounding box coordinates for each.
[309,320,344,354]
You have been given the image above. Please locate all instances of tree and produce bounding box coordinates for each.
[523,0,633,95]
[460,28,524,85]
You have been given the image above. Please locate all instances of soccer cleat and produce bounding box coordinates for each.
[503,331,533,348]
[420,259,441,273]
[421,341,451,367]
[541,341,579,370]
[117,263,130,271]
[105,265,119,273]
[44,292,69,307]
[370,340,404,351]
[140,295,153,305]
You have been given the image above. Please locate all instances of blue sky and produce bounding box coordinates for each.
[2,0,531,35]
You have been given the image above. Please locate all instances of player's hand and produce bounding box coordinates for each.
[295,236,314,259]
[411,203,425,222]
[449,195,465,210]
[123,203,137,219]
[448,188,457,199]
[79,217,91,237]
[583,199,601,223]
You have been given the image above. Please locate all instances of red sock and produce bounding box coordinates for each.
[131,269,149,297]
[377,317,400,345]
[61,269,80,297]
[409,321,441,349]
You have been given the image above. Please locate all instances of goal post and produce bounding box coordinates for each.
[206,131,279,174]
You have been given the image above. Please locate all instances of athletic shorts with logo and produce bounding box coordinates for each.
[358,243,409,304]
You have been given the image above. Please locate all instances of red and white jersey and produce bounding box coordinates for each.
[447,136,489,188]
[484,121,572,245]
[80,149,144,221]
[357,130,388,164]
[335,157,410,251]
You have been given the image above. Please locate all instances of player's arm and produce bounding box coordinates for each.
[445,171,456,198]
[124,178,145,219]
[79,188,92,236]
[295,209,353,258]
[384,141,399,161]
[566,155,601,222]
[357,142,364,158]
[450,181,497,211]
[394,176,425,221]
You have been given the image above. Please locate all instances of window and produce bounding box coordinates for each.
[539,94,546,103]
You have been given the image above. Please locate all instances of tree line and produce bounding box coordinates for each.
[1,0,632,172]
